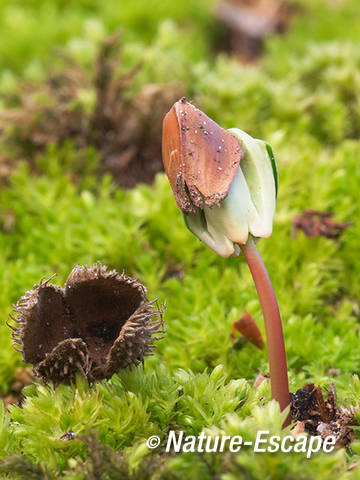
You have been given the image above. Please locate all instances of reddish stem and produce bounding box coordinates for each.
[240,237,290,426]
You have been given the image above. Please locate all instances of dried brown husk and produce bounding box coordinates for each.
[9,263,165,384]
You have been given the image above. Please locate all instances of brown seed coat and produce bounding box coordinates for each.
[162,98,243,214]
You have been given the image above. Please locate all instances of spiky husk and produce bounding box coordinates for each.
[8,263,165,384]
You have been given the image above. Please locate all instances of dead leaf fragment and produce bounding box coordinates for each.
[291,421,305,436]
[254,371,270,388]
[231,311,264,349]
[293,209,352,240]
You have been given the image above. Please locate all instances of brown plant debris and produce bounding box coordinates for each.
[291,420,305,436]
[292,209,353,240]
[0,455,49,480]
[74,431,166,480]
[60,430,75,441]
[290,383,358,447]
[253,371,270,388]
[0,443,167,480]
[2,367,34,409]
[216,0,296,62]
[0,155,16,182]
[0,34,185,187]
[8,263,165,384]
[230,311,264,349]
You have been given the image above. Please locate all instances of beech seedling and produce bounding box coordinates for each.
[162,98,290,424]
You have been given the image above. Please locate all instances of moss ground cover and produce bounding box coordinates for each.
[1,0,360,478]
